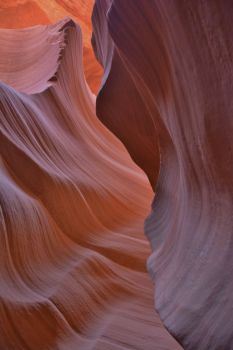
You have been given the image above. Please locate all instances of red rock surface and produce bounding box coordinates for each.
[0,0,101,94]
[93,1,233,349]
[2,1,233,349]
[0,0,50,28]
[0,11,181,350]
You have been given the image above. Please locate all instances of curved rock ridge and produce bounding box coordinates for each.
[92,0,160,190]
[0,0,102,94]
[92,1,233,349]
[0,19,181,349]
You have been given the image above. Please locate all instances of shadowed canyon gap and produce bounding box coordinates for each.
[0,2,181,350]
[0,1,233,350]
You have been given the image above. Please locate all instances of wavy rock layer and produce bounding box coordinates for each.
[0,0,102,94]
[0,18,181,350]
[92,1,233,349]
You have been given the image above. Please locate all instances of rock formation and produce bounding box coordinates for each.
[92,1,233,349]
[0,0,102,94]
[0,15,181,350]
[1,0,233,349]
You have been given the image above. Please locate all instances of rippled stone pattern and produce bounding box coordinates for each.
[0,0,101,94]
[0,8,181,350]
[92,1,233,349]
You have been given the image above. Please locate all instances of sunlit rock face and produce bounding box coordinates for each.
[0,7,182,350]
[2,1,233,350]
[92,1,233,349]
[0,0,102,94]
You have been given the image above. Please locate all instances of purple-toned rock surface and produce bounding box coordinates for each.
[0,13,181,350]
[92,1,233,349]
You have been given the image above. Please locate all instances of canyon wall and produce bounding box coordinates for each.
[0,14,181,350]
[92,1,233,349]
[1,1,233,349]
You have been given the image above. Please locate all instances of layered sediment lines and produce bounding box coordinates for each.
[0,19,181,349]
[0,0,102,94]
[92,1,233,349]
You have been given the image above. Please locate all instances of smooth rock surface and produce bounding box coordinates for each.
[0,15,181,350]
[92,1,233,349]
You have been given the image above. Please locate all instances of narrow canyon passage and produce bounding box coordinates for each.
[0,6,181,350]
[1,1,233,350]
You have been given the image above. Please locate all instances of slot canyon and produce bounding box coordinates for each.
[0,1,233,350]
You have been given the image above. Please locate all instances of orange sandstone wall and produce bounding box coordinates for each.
[0,0,101,93]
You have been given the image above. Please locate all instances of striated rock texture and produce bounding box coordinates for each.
[0,0,102,94]
[0,18,181,350]
[92,1,233,349]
